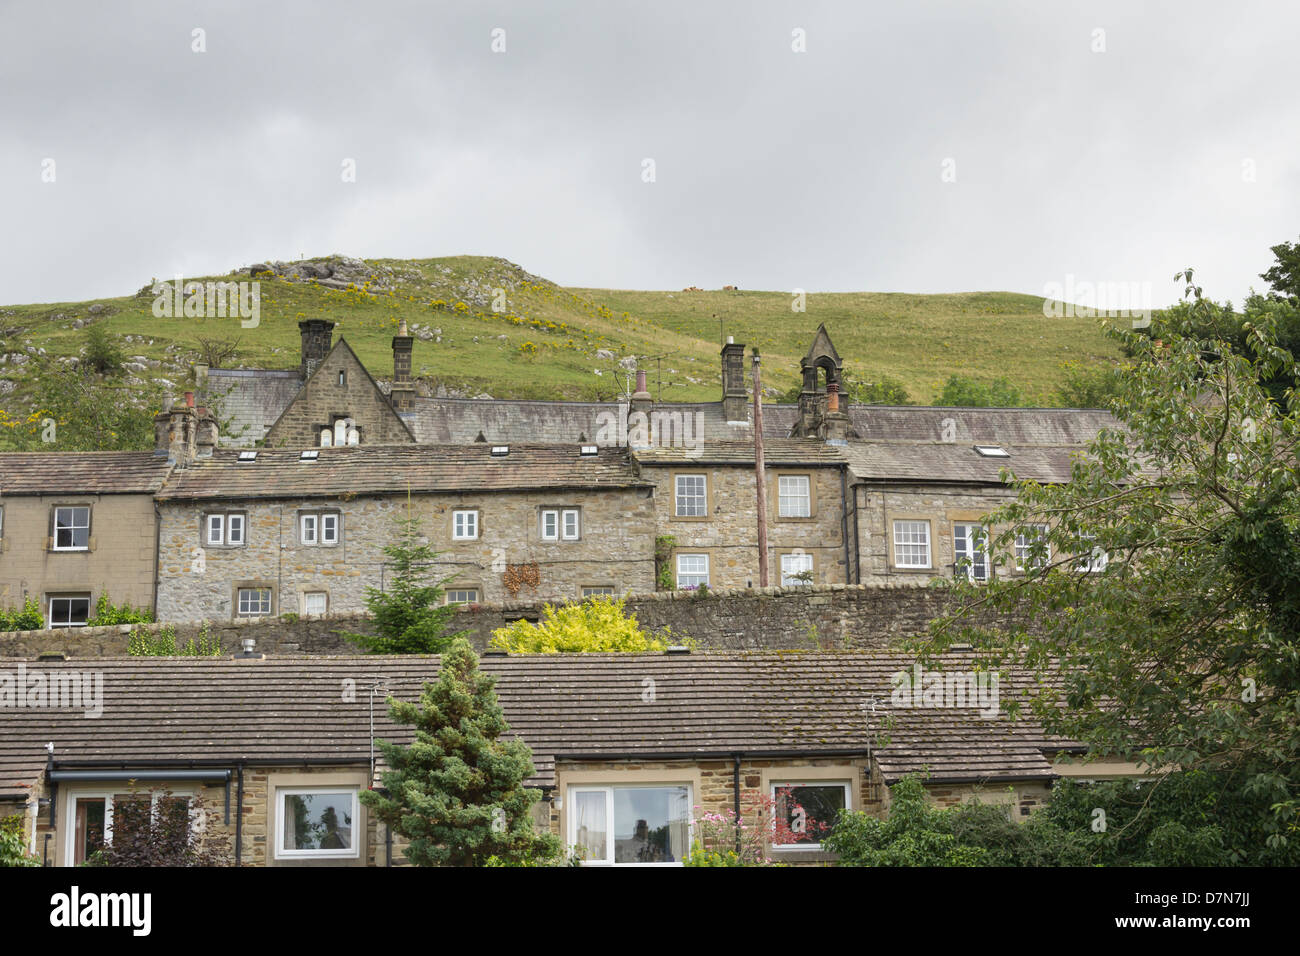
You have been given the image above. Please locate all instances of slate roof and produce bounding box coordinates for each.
[633,439,846,466]
[201,368,304,448]
[407,397,758,445]
[0,452,174,495]
[845,443,1089,485]
[764,405,1118,445]
[0,652,1074,798]
[155,443,647,501]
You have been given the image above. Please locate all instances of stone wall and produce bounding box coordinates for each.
[641,462,849,590]
[156,486,658,622]
[262,341,414,448]
[0,582,963,658]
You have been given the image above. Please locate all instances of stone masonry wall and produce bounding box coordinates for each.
[0,582,962,658]
[642,463,849,590]
[156,486,658,622]
[262,342,413,448]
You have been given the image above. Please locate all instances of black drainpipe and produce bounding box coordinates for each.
[855,485,863,583]
[385,823,393,867]
[840,465,851,584]
[235,763,244,867]
[732,754,742,854]
[151,500,162,620]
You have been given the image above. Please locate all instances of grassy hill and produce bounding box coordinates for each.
[0,254,1123,410]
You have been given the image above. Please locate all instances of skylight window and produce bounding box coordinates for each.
[300,450,319,461]
[973,445,1010,458]
[580,445,599,456]
[490,445,509,457]
[238,451,258,462]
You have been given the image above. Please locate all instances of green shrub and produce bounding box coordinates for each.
[86,594,153,627]
[127,624,221,657]
[0,597,45,632]
[83,322,125,375]
[0,814,40,867]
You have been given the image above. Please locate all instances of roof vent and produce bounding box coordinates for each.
[234,638,263,660]
[36,652,66,662]
[482,649,509,657]
[580,444,598,456]
[300,450,319,461]
[238,451,258,462]
[490,445,509,457]
[973,445,1010,458]
[665,645,692,655]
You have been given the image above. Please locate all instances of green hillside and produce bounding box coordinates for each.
[0,254,1123,410]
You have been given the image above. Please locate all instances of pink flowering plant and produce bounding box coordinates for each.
[685,788,827,866]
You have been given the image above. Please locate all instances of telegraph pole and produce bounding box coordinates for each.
[752,349,769,587]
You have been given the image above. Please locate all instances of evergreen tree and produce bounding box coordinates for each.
[344,503,465,654]
[360,638,562,866]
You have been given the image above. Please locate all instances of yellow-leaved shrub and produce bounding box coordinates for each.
[488,596,694,653]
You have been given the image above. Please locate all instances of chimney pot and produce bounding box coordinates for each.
[184,391,194,408]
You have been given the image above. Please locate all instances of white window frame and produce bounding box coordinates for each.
[953,523,990,582]
[445,588,480,605]
[893,520,931,569]
[562,508,580,540]
[47,593,91,628]
[236,587,272,617]
[62,789,196,867]
[540,509,559,541]
[780,552,814,587]
[567,784,693,867]
[1015,524,1051,571]
[274,787,360,861]
[302,591,328,616]
[581,586,616,598]
[676,553,709,589]
[53,506,90,551]
[674,474,707,517]
[778,475,811,518]
[453,509,479,541]
[770,780,852,853]
[206,512,245,547]
[320,512,339,545]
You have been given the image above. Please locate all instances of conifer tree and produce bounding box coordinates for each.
[345,502,465,654]
[360,638,562,866]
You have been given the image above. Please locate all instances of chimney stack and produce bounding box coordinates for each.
[721,338,748,423]
[298,319,335,379]
[390,318,415,413]
[155,395,218,464]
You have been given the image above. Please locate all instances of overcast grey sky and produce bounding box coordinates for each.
[2,0,1296,307]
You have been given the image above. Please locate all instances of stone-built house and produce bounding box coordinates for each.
[0,651,1142,867]
[633,441,851,590]
[842,407,1116,584]
[0,452,174,625]
[202,318,420,448]
[154,443,657,622]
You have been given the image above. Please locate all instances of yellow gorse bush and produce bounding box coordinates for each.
[488,596,693,654]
